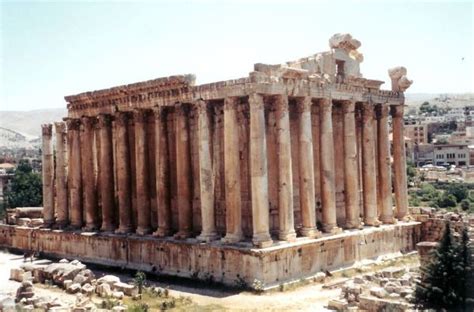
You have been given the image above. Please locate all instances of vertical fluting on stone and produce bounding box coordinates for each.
[97,114,115,232]
[196,100,219,242]
[221,97,243,243]
[275,95,296,241]
[297,97,319,238]
[41,124,55,227]
[391,105,409,221]
[54,122,68,228]
[174,104,193,239]
[115,112,133,234]
[66,119,83,229]
[249,93,273,248]
[319,99,340,233]
[81,117,99,231]
[377,104,395,224]
[134,109,152,235]
[152,107,171,237]
[361,103,379,226]
[342,100,361,229]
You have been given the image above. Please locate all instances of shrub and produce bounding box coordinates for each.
[437,193,457,208]
[460,199,471,211]
[133,271,146,294]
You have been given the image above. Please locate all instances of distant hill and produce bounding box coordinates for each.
[0,108,66,148]
[405,93,474,107]
[0,108,67,138]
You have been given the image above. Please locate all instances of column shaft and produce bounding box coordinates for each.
[153,107,171,237]
[41,124,54,227]
[174,104,193,239]
[361,103,380,225]
[319,99,340,233]
[249,93,273,248]
[222,97,243,243]
[54,122,68,228]
[377,104,395,224]
[298,97,319,238]
[115,112,133,233]
[197,100,219,242]
[134,110,152,235]
[81,117,99,231]
[98,114,115,232]
[392,105,409,220]
[66,119,83,229]
[276,95,296,241]
[342,100,361,229]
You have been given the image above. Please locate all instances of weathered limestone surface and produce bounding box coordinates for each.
[41,124,54,227]
[392,105,409,220]
[66,119,83,229]
[81,117,99,231]
[54,122,68,228]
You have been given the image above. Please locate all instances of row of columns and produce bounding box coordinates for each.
[41,94,408,248]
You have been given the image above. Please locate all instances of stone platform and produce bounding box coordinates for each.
[0,222,421,289]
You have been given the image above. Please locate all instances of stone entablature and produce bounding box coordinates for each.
[41,34,412,250]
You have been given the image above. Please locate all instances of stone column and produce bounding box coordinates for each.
[319,99,340,233]
[66,119,82,229]
[361,103,380,226]
[297,97,319,238]
[134,109,152,235]
[391,105,409,220]
[41,124,54,227]
[377,104,395,224]
[152,107,171,237]
[115,112,133,234]
[221,97,243,243]
[196,100,219,242]
[174,104,193,239]
[275,95,296,241]
[81,117,99,231]
[249,93,273,248]
[342,100,361,229]
[97,114,115,232]
[54,122,68,228]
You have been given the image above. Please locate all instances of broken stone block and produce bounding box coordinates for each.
[370,286,387,298]
[97,274,120,286]
[112,291,124,299]
[313,272,326,283]
[353,276,365,284]
[81,283,95,295]
[96,283,112,298]
[10,268,25,282]
[328,298,348,311]
[43,263,85,286]
[73,269,95,286]
[389,293,400,299]
[0,295,15,312]
[59,259,69,263]
[112,306,126,312]
[66,283,81,294]
[384,281,401,294]
[15,281,34,302]
[113,282,138,296]
[63,280,73,290]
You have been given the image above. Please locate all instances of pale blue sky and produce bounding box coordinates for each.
[1,0,473,111]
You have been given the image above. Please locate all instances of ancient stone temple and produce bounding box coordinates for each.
[1,34,419,288]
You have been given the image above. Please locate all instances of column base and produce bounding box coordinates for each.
[100,224,116,233]
[197,232,219,243]
[363,219,382,227]
[344,220,363,230]
[397,215,412,222]
[42,220,55,228]
[136,227,152,235]
[278,230,297,242]
[252,233,273,248]
[174,230,192,240]
[300,227,321,238]
[321,224,342,234]
[380,216,397,224]
[115,226,133,234]
[152,227,171,238]
[68,223,83,231]
[53,221,69,230]
[221,232,243,244]
[83,224,99,232]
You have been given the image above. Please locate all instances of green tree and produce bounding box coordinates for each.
[437,193,457,208]
[455,227,474,310]
[5,160,42,208]
[133,271,146,295]
[460,199,471,211]
[414,223,469,310]
[446,183,469,202]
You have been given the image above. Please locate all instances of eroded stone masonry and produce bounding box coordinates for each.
[1,34,419,288]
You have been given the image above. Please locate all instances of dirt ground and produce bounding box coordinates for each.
[0,249,341,311]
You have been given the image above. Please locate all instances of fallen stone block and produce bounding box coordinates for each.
[96,283,112,298]
[97,275,120,286]
[113,282,138,296]
[43,263,85,286]
[327,298,348,311]
[313,272,326,283]
[359,295,412,312]
[66,283,82,294]
[112,291,124,299]
[10,268,25,282]
[112,306,127,312]
[81,283,95,295]
[63,280,73,290]
[370,286,387,299]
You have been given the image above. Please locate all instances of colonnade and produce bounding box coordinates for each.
[41,94,409,248]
